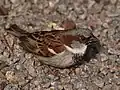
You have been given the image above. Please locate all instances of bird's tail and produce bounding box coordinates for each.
[5,24,28,37]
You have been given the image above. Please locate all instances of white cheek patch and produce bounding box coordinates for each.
[48,44,87,55]
[64,44,87,55]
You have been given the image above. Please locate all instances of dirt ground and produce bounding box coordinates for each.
[0,0,120,90]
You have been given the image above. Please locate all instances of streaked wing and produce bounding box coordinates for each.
[19,30,85,57]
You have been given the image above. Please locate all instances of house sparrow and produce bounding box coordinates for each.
[6,21,100,68]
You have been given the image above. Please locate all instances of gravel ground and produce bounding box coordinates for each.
[0,0,120,90]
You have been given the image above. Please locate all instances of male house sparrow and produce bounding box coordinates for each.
[6,20,100,68]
